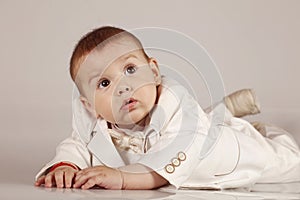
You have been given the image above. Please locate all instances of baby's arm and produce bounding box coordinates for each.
[73,164,168,190]
[122,168,168,189]
[35,162,79,188]
[35,130,91,188]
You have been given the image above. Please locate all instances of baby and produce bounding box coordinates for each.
[35,26,300,190]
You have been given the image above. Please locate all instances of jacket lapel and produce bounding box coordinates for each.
[87,120,125,168]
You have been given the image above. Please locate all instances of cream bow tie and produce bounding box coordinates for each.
[107,129,145,153]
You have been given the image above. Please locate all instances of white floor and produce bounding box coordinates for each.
[1,182,299,200]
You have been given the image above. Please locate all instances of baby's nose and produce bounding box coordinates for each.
[117,85,131,95]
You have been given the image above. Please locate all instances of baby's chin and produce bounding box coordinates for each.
[112,115,149,128]
[112,120,142,127]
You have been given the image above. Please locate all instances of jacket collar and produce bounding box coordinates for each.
[87,119,125,168]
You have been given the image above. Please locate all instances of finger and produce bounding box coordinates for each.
[44,173,54,188]
[64,170,75,188]
[34,175,45,186]
[81,177,99,190]
[54,170,64,188]
[75,166,103,181]
[74,171,82,182]
[73,174,88,188]
[74,168,92,182]
[74,170,98,188]
[75,168,91,179]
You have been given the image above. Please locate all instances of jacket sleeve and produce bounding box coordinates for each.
[35,130,92,180]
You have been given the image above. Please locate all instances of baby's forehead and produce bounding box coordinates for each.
[74,38,146,93]
[85,45,142,72]
[76,37,142,75]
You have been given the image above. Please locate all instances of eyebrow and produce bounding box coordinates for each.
[121,53,138,61]
[88,72,102,85]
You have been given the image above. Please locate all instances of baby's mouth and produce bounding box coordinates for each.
[121,98,138,110]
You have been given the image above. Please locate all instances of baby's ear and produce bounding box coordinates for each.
[79,96,98,117]
[149,58,161,85]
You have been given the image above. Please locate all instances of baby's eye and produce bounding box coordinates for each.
[125,65,136,75]
[98,79,110,88]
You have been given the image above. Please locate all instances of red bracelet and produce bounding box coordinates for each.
[49,162,78,172]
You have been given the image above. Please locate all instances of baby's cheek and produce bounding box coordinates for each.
[140,85,157,104]
[98,106,109,117]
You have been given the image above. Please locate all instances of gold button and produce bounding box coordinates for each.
[178,152,186,161]
[165,164,175,173]
[171,158,181,167]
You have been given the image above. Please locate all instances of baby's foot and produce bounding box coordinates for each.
[224,89,260,117]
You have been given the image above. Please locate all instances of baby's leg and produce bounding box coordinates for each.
[256,124,300,183]
[223,89,261,117]
[204,89,261,118]
[250,121,299,149]
[259,123,299,151]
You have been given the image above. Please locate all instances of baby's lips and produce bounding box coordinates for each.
[121,98,138,110]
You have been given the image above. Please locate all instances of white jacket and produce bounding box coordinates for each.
[36,78,300,189]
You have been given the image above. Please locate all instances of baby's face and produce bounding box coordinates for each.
[76,37,161,125]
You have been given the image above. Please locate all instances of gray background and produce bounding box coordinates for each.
[0,0,299,185]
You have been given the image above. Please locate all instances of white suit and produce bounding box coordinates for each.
[36,78,300,189]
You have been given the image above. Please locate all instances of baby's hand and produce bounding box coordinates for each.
[35,165,78,188]
[73,166,123,190]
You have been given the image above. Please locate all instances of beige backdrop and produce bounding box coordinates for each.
[0,0,299,184]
